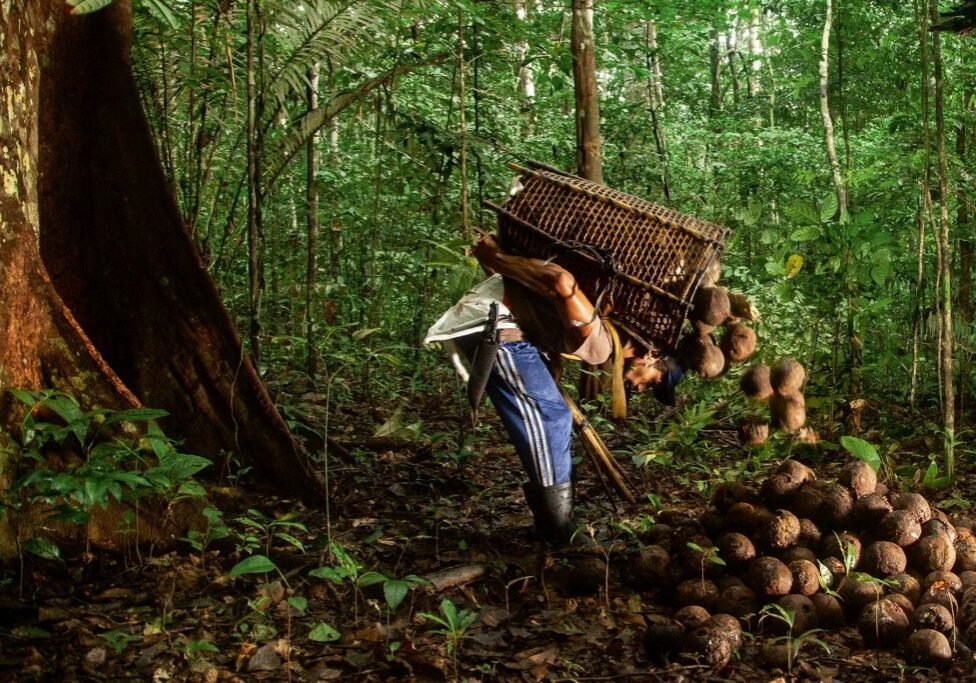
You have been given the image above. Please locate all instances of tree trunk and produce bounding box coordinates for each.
[571,0,603,184]
[457,8,470,240]
[305,65,320,380]
[0,0,322,525]
[709,27,722,117]
[645,20,671,202]
[245,0,264,368]
[819,0,848,214]
[515,0,535,137]
[929,0,956,481]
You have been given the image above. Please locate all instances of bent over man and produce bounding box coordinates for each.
[425,235,683,547]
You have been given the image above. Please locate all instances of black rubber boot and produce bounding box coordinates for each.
[522,481,578,546]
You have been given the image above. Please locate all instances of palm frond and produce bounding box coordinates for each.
[266,0,392,108]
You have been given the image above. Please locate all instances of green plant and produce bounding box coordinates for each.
[2,390,211,557]
[419,598,479,674]
[686,541,725,585]
[759,603,831,674]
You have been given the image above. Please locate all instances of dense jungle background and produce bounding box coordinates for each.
[5,0,976,680]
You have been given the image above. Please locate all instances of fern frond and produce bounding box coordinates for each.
[67,0,114,15]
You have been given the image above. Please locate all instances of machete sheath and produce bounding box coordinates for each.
[467,302,500,425]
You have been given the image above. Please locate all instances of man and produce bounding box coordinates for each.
[425,235,684,546]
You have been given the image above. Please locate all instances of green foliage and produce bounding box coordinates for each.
[1,390,211,556]
[419,598,479,655]
[840,436,881,473]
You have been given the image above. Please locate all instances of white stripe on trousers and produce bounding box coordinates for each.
[496,346,554,486]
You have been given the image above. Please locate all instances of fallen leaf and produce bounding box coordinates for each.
[85,647,106,666]
[247,643,282,672]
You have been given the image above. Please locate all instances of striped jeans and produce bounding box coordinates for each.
[474,340,573,487]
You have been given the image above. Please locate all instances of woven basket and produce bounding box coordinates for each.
[486,161,730,352]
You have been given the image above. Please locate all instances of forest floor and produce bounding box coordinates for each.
[2,390,976,682]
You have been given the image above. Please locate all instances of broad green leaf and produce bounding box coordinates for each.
[789,227,819,242]
[228,554,277,576]
[384,579,409,611]
[67,0,113,15]
[820,192,838,223]
[143,0,181,28]
[308,622,341,642]
[357,570,388,587]
[352,327,381,341]
[288,596,308,613]
[839,436,881,472]
[309,566,346,583]
[23,537,61,561]
[102,408,169,427]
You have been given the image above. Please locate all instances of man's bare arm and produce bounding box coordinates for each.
[472,235,601,347]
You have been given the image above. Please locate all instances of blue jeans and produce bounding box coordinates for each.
[483,341,573,487]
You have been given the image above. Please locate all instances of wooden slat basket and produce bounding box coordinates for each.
[485,161,730,352]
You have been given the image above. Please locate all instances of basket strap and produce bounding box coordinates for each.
[605,321,628,420]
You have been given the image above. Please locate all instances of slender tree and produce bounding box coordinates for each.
[571,0,603,183]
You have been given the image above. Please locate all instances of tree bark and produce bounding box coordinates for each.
[305,65,320,380]
[515,0,535,137]
[0,0,322,522]
[819,0,848,214]
[929,0,956,480]
[709,27,722,117]
[645,20,671,201]
[571,0,603,184]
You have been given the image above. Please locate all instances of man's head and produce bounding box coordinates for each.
[622,346,685,405]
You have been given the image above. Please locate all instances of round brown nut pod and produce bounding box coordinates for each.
[771,393,806,433]
[700,508,725,536]
[904,629,953,667]
[691,319,717,337]
[838,461,877,499]
[913,604,955,634]
[919,586,959,612]
[791,480,830,520]
[675,580,720,609]
[789,559,820,596]
[798,518,822,547]
[890,492,932,525]
[955,540,976,572]
[643,616,686,663]
[887,573,922,604]
[692,286,731,327]
[740,364,773,401]
[626,545,672,591]
[912,535,957,574]
[564,557,606,595]
[699,341,727,380]
[873,482,890,498]
[960,570,976,588]
[811,593,845,629]
[923,570,962,595]
[821,556,848,586]
[956,597,976,627]
[922,517,957,544]
[860,542,907,577]
[770,358,806,395]
[764,509,802,550]
[781,546,817,564]
[674,605,712,629]
[794,427,820,446]
[768,594,818,635]
[821,531,861,567]
[968,621,976,648]
[957,526,974,544]
[880,510,923,547]
[700,257,722,288]
[858,598,912,648]
[638,523,673,547]
[777,458,817,482]
[757,642,793,670]
[748,557,793,600]
[720,323,756,363]
[683,624,734,668]
[728,291,758,321]
[716,584,759,618]
[885,592,915,619]
[838,573,885,614]
[710,481,756,513]
[819,485,855,528]
[717,575,747,592]
[761,473,800,506]
[738,419,769,448]
[726,502,760,533]
[707,614,743,650]
[853,494,893,529]
[717,533,756,567]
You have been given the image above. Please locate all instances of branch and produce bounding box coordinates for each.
[264,53,447,191]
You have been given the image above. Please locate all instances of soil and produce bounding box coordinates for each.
[2,393,976,682]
